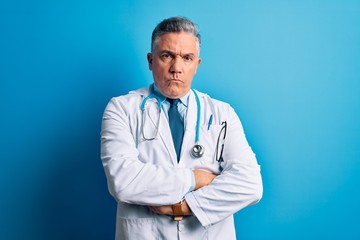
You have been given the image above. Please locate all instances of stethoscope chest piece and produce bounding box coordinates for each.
[191,144,204,158]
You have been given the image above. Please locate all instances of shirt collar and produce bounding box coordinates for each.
[152,83,189,107]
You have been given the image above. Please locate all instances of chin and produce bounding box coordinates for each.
[163,85,179,96]
[166,91,181,99]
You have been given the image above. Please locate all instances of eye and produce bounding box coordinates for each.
[183,55,194,62]
[160,52,173,62]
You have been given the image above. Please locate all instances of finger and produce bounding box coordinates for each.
[149,206,160,213]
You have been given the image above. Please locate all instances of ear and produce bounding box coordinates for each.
[147,53,153,70]
[194,57,202,74]
[197,57,202,67]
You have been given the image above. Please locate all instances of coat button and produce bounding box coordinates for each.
[178,224,184,232]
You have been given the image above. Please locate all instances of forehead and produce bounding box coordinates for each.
[153,31,200,53]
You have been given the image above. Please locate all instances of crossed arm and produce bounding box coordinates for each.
[148,169,217,215]
[102,97,262,224]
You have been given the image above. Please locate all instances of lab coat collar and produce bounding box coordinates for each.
[152,83,190,108]
[132,85,204,164]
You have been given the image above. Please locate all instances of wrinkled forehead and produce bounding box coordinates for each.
[152,31,200,54]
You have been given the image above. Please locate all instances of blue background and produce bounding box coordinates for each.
[1,0,359,239]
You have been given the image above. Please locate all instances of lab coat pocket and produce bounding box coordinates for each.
[197,124,224,165]
[116,217,158,240]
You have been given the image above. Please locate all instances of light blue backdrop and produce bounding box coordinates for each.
[1,0,359,239]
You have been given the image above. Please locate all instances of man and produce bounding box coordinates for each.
[101,16,262,240]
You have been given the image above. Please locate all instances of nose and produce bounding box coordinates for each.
[169,56,182,74]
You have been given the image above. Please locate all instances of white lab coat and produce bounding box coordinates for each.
[101,85,263,240]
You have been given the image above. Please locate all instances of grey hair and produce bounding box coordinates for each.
[151,16,201,52]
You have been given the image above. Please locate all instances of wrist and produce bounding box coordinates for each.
[172,200,184,221]
[181,199,192,215]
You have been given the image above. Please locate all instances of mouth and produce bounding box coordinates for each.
[168,78,181,82]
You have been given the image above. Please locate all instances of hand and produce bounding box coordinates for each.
[193,170,217,190]
[148,205,173,215]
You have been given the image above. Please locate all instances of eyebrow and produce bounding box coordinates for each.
[158,50,196,57]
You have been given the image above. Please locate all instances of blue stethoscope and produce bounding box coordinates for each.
[140,85,204,158]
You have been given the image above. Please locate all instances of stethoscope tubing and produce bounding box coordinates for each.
[140,85,204,158]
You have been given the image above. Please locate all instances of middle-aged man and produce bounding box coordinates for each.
[101,16,263,239]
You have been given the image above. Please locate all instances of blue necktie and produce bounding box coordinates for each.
[168,99,184,161]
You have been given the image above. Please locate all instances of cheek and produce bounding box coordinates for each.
[152,67,162,76]
[153,60,168,70]
[153,65,169,77]
[185,68,198,81]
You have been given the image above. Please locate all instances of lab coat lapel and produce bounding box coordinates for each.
[146,100,177,163]
[180,91,198,163]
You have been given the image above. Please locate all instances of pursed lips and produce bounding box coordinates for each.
[168,78,182,83]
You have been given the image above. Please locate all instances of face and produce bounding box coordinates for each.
[147,31,201,99]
